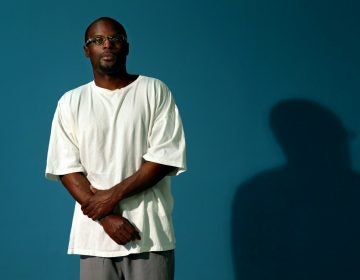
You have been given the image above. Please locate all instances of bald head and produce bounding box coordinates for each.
[84,17,127,43]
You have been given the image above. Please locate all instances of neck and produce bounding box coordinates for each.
[93,69,137,90]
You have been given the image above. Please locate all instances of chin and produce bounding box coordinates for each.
[99,64,119,75]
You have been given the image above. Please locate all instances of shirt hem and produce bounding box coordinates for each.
[45,167,86,181]
[67,245,176,258]
[142,155,186,176]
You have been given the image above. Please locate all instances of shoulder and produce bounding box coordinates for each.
[138,75,170,91]
[57,81,92,107]
[136,76,173,104]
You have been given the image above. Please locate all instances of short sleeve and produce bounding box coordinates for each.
[143,83,187,175]
[45,99,85,181]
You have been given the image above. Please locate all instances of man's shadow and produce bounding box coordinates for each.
[232,99,360,280]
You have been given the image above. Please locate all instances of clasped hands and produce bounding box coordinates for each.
[82,185,117,220]
[82,185,140,245]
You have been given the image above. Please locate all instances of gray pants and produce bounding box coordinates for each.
[80,250,174,280]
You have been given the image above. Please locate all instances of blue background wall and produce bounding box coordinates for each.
[0,0,359,279]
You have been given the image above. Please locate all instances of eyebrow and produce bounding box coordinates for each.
[90,33,125,37]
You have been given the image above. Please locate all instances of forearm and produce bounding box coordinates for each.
[60,172,140,245]
[112,160,175,202]
[60,172,93,205]
[79,161,175,221]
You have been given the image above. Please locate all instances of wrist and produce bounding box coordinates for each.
[81,192,93,206]
[99,213,121,225]
[112,184,125,203]
[98,214,111,225]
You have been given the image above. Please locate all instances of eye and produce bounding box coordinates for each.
[112,35,127,43]
[109,37,120,43]
[93,37,105,45]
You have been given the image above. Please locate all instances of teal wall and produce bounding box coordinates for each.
[0,0,359,279]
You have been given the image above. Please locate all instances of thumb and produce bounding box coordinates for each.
[90,185,98,194]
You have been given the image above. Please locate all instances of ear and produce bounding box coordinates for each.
[84,45,90,58]
[124,42,129,56]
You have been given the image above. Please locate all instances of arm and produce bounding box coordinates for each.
[81,161,175,220]
[60,172,140,244]
[59,172,93,205]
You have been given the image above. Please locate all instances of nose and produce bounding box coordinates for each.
[102,37,113,48]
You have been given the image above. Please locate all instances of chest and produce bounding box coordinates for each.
[75,91,153,143]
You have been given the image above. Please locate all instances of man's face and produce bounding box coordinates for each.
[84,20,128,75]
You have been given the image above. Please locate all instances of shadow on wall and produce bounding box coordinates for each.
[232,99,360,280]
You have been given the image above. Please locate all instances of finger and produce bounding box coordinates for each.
[82,204,93,216]
[118,222,137,242]
[117,230,132,245]
[81,200,93,214]
[89,210,100,221]
[134,231,141,240]
[81,204,95,218]
[123,224,140,241]
[123,223,141,241]
[81,206,89,215]
[131,228,141,240]
[81,202,88,211]
[112,233,125,245]
[130,231,141,241]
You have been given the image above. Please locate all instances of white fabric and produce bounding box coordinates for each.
[45,76,186,257]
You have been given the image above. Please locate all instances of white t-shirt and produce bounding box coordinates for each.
[45,75,186,257]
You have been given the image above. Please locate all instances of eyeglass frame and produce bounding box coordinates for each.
[85,34,127,47]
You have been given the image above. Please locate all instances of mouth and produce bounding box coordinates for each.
[101,52,116,61]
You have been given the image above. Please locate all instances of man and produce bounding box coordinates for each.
[45,17,186,280]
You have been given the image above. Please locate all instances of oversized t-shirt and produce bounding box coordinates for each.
[45,75,186,257]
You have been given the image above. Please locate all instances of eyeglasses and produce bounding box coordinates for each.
[85,34,127,46]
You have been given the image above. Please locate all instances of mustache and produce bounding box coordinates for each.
[101,51,116,57]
